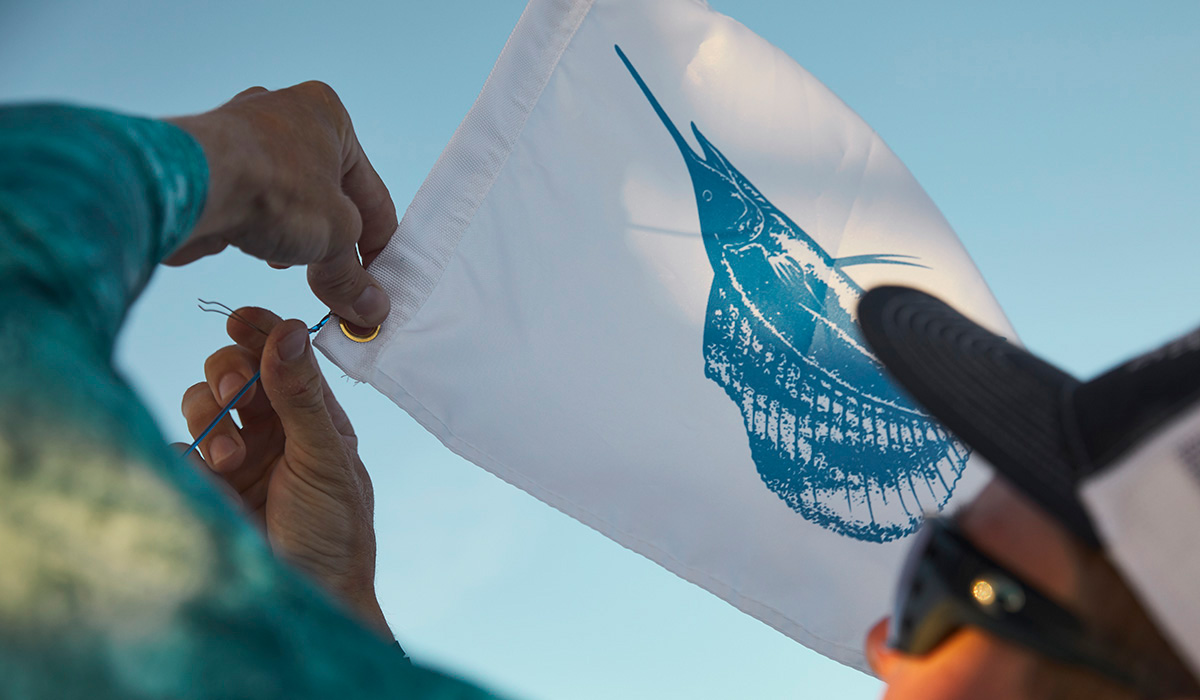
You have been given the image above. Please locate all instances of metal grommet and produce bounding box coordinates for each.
[339,319,380,343]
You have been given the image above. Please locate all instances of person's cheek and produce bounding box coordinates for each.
[866,618,937,700]
[865,618,933,700]
[866,619,1041,700]
[866,618,899,679]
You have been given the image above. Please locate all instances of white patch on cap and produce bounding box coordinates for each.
[1080,400,1200,678]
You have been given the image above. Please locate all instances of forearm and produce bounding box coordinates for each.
[0,104,207,352]
[0,97,489,697]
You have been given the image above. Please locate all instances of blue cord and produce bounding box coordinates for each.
[183,313,332,460]
[183,370,260,458]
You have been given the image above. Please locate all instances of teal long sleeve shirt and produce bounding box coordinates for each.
[0,105,495,700]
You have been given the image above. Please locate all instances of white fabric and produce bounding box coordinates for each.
[1081,402,1200,677]
[317,0,1012,670]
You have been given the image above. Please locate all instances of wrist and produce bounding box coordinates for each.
[162,111,262,263]
[348,590,393,640]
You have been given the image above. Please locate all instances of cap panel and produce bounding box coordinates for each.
[1080,399,1200,679]
[1076,327,1200,471]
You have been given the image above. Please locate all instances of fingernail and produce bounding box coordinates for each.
[353,285,387,324]
[277,326,308,362]
[209,435,238,467]
[218,374,244,404]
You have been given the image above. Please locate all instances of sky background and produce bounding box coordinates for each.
[2,1,1198,697]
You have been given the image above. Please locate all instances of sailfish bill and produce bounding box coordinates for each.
[616,45,970,542]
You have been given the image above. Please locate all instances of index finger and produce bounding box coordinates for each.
[307,243,390,328]
[341,130,397,269]
[225,307,285,351]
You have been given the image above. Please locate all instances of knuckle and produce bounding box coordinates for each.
[181,382,211,415]
[201,352,222,381]
[223,86,268,108]
[202,346,242,381]
[229,306,275,337]
[331,200,363,247]
[246,182,285,229]
[291,388,327,417]
[294,80,349,132]
[289,439,344,474]
[297,80,343,112]
[307,260,363,300]
[276,373,327,415]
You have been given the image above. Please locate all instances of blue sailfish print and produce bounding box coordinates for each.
[616,45,970,542]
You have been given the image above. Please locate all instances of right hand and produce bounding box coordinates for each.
[164,82,397,329]
[180,306,390,637]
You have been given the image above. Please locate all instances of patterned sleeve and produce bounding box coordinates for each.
[0,106,497,699]
[0,105,207,349]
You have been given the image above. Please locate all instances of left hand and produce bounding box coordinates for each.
[165,82,397,329]
[179,306,390,637]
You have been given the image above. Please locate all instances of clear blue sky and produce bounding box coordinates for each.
[2,1,1197,698]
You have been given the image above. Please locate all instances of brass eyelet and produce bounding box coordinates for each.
[339,319,380,343]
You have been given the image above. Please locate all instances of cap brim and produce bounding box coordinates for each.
[857,286,1099,545]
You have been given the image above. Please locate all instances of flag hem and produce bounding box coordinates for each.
[315,0,597,377]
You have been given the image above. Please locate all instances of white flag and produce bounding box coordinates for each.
[317,0,1013,670]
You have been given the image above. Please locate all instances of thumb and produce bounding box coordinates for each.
[260,320,346,473]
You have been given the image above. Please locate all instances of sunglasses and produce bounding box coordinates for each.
[888,517,1163,694]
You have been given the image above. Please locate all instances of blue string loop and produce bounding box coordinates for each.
[183,313,332,458]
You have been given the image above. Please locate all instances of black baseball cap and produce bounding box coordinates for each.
[856,286,1200,547]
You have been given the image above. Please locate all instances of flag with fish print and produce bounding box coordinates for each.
[316,0,1014,671]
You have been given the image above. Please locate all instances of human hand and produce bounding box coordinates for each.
[165,83,396,329]
[180,306,390,637]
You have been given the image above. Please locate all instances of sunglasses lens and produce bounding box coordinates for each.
[888,520,962,655]
[884,518,1147,694]
[890,563,961,654]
